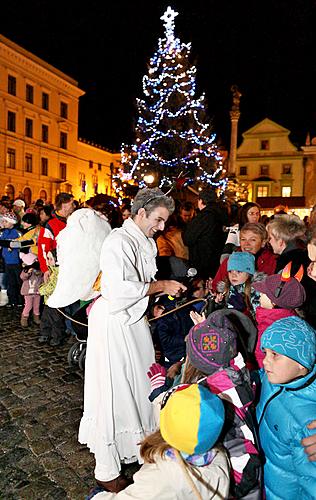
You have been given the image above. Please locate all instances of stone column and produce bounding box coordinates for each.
[229,85,242,176]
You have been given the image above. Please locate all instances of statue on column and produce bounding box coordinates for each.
[231,85,242,113]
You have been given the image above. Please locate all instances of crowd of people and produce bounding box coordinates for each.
[1,188,316,499]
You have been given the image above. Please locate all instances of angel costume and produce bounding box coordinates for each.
[78,217,157,481]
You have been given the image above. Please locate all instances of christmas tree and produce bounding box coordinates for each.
[113,6,227,200]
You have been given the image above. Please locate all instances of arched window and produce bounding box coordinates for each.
[39,189,47,201]
[23,187,32,206]
[4,184,15,200]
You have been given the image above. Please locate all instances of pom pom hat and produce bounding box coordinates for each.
[261,316,316,371]
[227,251,255,275]
[160,384,225,455]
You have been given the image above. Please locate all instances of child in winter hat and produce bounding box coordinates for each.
[184,309,263,498]
[257,316,316,499]
[91,383,230,500]
[210,251,260,320]
[252,262,306,368]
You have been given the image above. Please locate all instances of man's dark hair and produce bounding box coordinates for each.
[180,201,194,212]
[40,204,53,217]
[55,192,73,210]
[198,189,217,206]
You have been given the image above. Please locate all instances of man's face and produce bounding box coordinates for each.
[263,348,307,384]
[240,230,264,254]
[180,209,194,223]
[60,200,75,218]
[137,206,169,238]
[268,231,285,255]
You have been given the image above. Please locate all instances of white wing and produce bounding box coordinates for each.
[47,208,111,307]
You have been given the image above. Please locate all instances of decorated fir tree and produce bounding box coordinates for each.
[113,6,227,200]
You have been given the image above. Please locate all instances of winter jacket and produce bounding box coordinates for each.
[156,227,189,260]
[256,364,316,499]
[17,225,41,255]
[93,447,230,499]
[37,212,67,273]
[183,203,228,279]
[254,307,296,368]
[0,228,21,264]
[213,246,277,292]
[20,268,43,295]
[206,353,263,499]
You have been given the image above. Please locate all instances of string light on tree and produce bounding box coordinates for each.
[113,6,227,199]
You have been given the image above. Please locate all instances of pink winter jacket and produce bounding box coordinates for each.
[255,306,296,368]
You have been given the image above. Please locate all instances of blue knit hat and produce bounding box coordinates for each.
[227,252,255,275]
[261,316,316,371]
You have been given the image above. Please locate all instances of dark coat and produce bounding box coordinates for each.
[183,203,228,279]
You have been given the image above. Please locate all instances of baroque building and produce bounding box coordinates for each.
[236,118,305,209]
[0,34,120,205]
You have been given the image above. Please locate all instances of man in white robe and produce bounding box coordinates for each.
[79,188,186,492]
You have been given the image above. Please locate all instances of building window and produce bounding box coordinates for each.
[26,84,34,103]
[239,166,248,176]
[98,163,102,171]
[260,164,269,176]
[60,101,68,119]
[25,153,33,173]
[89,160,93,169]
[257,185,268,197]
[282,164,292,175]
[6,148,16,169]
[60,132,67,149]
[7,111,16,132]
[60,162,67,180]
[282,186,292,197]
[25,118,33,138]
[42,124,49,143]
[260,140,270,150]
[8,75,16,95]
[42,92,49,110]
[41,157,48,176]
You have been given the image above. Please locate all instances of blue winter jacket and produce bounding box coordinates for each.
[0,228,21,265]
[256,365,316,499]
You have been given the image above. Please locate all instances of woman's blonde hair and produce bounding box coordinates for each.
[140,429,169,464]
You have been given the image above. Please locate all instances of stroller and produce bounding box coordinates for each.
[67,301,92,371]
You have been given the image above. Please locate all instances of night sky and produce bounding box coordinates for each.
[1,0,316,152]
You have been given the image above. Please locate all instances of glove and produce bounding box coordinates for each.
[147,363,167,392]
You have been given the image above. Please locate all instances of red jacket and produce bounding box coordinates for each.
[37,212,67,273]
[254,306,296,368]
[212,246,277,292]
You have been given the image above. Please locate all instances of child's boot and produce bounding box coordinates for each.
[21,315,29,328]
[33,314,41,325]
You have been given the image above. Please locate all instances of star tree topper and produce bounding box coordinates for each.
[160,6,178,39]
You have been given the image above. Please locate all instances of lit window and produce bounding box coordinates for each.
[257,185,268,197]
[240,166,247,175]
[282,186,291,197]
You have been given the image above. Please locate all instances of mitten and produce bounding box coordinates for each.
[147,363,167,392]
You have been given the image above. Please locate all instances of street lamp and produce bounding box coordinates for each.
[143,174,155,184]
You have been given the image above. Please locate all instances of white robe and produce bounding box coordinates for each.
[78,218,157,481]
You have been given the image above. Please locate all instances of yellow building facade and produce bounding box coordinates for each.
[236,118,304,203]
[0,35,120,205]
